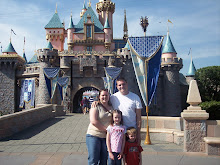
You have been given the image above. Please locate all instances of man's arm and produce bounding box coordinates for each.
[136,108,142,145]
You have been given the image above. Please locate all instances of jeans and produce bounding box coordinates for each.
[108,152,121,165]
[86,134,108,165]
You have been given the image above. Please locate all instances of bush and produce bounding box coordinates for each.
[200,101,220,120]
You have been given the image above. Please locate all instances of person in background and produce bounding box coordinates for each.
[123,127,143,165]
[86,89,113,165]
[106,110,126,165]
[82,97,89,115]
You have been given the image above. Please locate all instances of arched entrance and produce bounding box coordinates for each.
[72,87,99,113]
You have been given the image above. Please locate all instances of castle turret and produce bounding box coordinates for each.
[186,58,196,84]
[0,41,25,114]
[80,1,87,17]
[96,0,115,40]
[104,13,111,49]
[36,43,58,105]
[160,32,183,116]
[45,6,65,51]
[67,13,75,51]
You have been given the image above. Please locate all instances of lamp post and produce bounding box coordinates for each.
[140,16,151,145]
[140,16,149,37]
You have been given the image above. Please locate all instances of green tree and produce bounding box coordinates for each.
[195,66,220,101]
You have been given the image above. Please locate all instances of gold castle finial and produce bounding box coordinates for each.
[88,0,91,7]
[55,3,58,13]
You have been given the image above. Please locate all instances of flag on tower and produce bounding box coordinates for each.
[168,19,173,24]
[11,29,16,35]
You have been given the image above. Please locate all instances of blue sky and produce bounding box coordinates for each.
[0,0,219,75]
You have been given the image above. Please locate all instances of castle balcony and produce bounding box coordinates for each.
[73,39,105,46]
[161,57,183,70]
[0,54,25,70]
[37,48,58,62]
[59,50,116,57]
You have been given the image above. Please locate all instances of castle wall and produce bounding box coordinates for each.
[0,68,15,115]
[73,46,84,51]
[94,33,105,40]
[74,34,84,40]
[94,45,106,51]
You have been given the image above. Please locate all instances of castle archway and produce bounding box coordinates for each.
[72,87,99,113]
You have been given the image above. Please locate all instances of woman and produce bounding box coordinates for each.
[86,89,113,165]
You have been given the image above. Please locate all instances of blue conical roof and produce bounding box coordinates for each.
[124,42,130,50]
[162,33,176,53]
[83,2,87,9]
[45,13,64,29]
[28,54,39,64]
[3,41,16,53]
[68,15,74,29]
[46,41,53,50]
[23,52,27,63]
[104,17,110,29]
[187,59,196,76]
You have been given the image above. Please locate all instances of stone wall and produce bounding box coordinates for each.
[0,105,55,140]
[0,69,15,115]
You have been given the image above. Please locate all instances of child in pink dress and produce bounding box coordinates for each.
[106,110,126,165]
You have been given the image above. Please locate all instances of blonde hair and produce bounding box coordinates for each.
[126,127,137,135]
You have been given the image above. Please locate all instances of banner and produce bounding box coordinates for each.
[19,79,35,108]
[128,36,164,106]
[57,77,69,100]
[104,67,122,95]
[43,68,60,99]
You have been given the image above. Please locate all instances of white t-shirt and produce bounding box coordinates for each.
[110,91,142,129]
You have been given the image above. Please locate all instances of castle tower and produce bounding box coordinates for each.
[45,6,65,51]
[67,13,75,51]
[186,58,196,84]
[36,43,58,105]
[123,10,128,41]
[80,1,87,17]
[96,0,115,40]
[0,41,25,114]
[104,12,111,49]
[160,32,183,116]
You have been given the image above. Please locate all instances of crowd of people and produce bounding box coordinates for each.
[86,78,143,165]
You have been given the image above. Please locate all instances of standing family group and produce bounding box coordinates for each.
[86,78,143,165]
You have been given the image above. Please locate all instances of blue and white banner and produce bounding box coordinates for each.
[43,68,60,99]
[104,67,122,95]
[128,36,164,106]
[57,77,69,100]
[19,79,35,108]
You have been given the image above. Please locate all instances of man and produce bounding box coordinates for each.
[110,78,142,145]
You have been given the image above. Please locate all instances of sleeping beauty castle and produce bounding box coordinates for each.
[0,0,196,117]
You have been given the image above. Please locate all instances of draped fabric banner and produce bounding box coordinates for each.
[57,77,69,100]
[19,79,35,108]
[43,68,60,99]
[104,67,122,95]
[102,77,108,89]
[128,36,164,106]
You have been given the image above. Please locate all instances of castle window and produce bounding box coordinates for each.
[87,46,92,53]
[58,31,59,33]
[49,31,51,33]
[86,25,92,38]
[54,31,55,33]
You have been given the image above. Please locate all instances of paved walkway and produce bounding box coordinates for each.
[0,113,219,165]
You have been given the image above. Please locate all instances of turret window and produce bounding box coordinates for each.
[86,25,92,38]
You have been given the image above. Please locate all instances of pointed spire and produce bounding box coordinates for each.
[68,12,74,29]
[162,31,176,54]
[83,0,87,9]
[55,3,58,13]
[187,58,196,76]
[23,37,27,63]
[46,41,53,50]
[123,10,128,40]
[2,41,16,53]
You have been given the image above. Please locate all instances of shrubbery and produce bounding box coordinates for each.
[200,101,220,120]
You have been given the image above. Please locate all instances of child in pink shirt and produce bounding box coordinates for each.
[106,110,126,165]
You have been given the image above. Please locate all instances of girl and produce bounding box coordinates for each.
[106,110,126,165]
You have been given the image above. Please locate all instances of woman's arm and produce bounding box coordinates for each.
[90,107,106,131]
[106,131,114,160]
